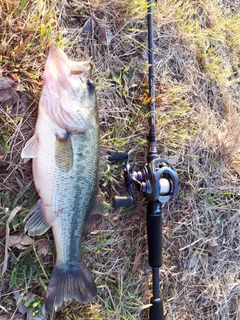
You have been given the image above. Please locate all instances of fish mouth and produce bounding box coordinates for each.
[48,44,91,77]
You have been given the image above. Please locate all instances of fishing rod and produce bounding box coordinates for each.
[108,1,178,319]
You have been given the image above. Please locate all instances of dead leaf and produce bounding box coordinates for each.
[208,240,218,256]
[0,77,30,114]
[199,295,209,306]
[2,206,22,276]
[143,94,162,106]
[187,254,198,269]
[13,293,47,320]
[22,238,50,257]
[35,238,49,257]
[168,153,180,166]
[0,87,15,102]
[132,245,142,274]
[155,81,167,93]
[52,19,60,32]
[82,17,95,34]
[8,234,33,250]
[116,18,125,32]
[19,234,34,246]
[156,95,163,103]
[94,21,113,46]
[99,27,108,45]
[27,304,47,320]
[79,18,95,42]
[13,291,27,315]
[0,315,10,320]
[143,97,151,106]
[0,161,8,174]
[0,78,15,90]
[11,73,20,83]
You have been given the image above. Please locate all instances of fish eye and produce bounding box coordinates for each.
[87,80,95,92]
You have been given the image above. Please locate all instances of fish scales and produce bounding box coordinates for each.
[21,45,100,313]
[52,129,99,265]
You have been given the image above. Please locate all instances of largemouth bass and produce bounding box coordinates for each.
[21,45,99,313]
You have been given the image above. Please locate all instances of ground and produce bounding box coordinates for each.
[0,1,240,319]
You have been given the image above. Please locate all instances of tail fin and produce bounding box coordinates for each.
[45,260,97,314]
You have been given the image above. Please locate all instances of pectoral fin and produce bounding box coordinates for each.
[21,134,38,163]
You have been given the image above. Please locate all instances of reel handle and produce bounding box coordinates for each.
[113,196,134,209]
[108,151,128,161]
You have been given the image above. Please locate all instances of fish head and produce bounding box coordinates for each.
[40,45,97,133]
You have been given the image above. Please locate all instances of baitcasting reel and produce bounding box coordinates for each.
[108,151,179,209]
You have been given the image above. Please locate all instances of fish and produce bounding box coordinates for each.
[21,44,100,313]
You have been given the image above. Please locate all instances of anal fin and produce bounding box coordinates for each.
[24,200,50,236]
[84,213,104,235]
[84,196,104,235]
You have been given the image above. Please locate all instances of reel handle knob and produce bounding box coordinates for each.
[108,151,128,161]
[113,196,134,208]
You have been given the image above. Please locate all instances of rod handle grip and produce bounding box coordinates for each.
[149,297,164,320]
[147,203,162,267]
[113,196,134,208]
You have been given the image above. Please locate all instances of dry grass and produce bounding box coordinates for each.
[0,0,240,319]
